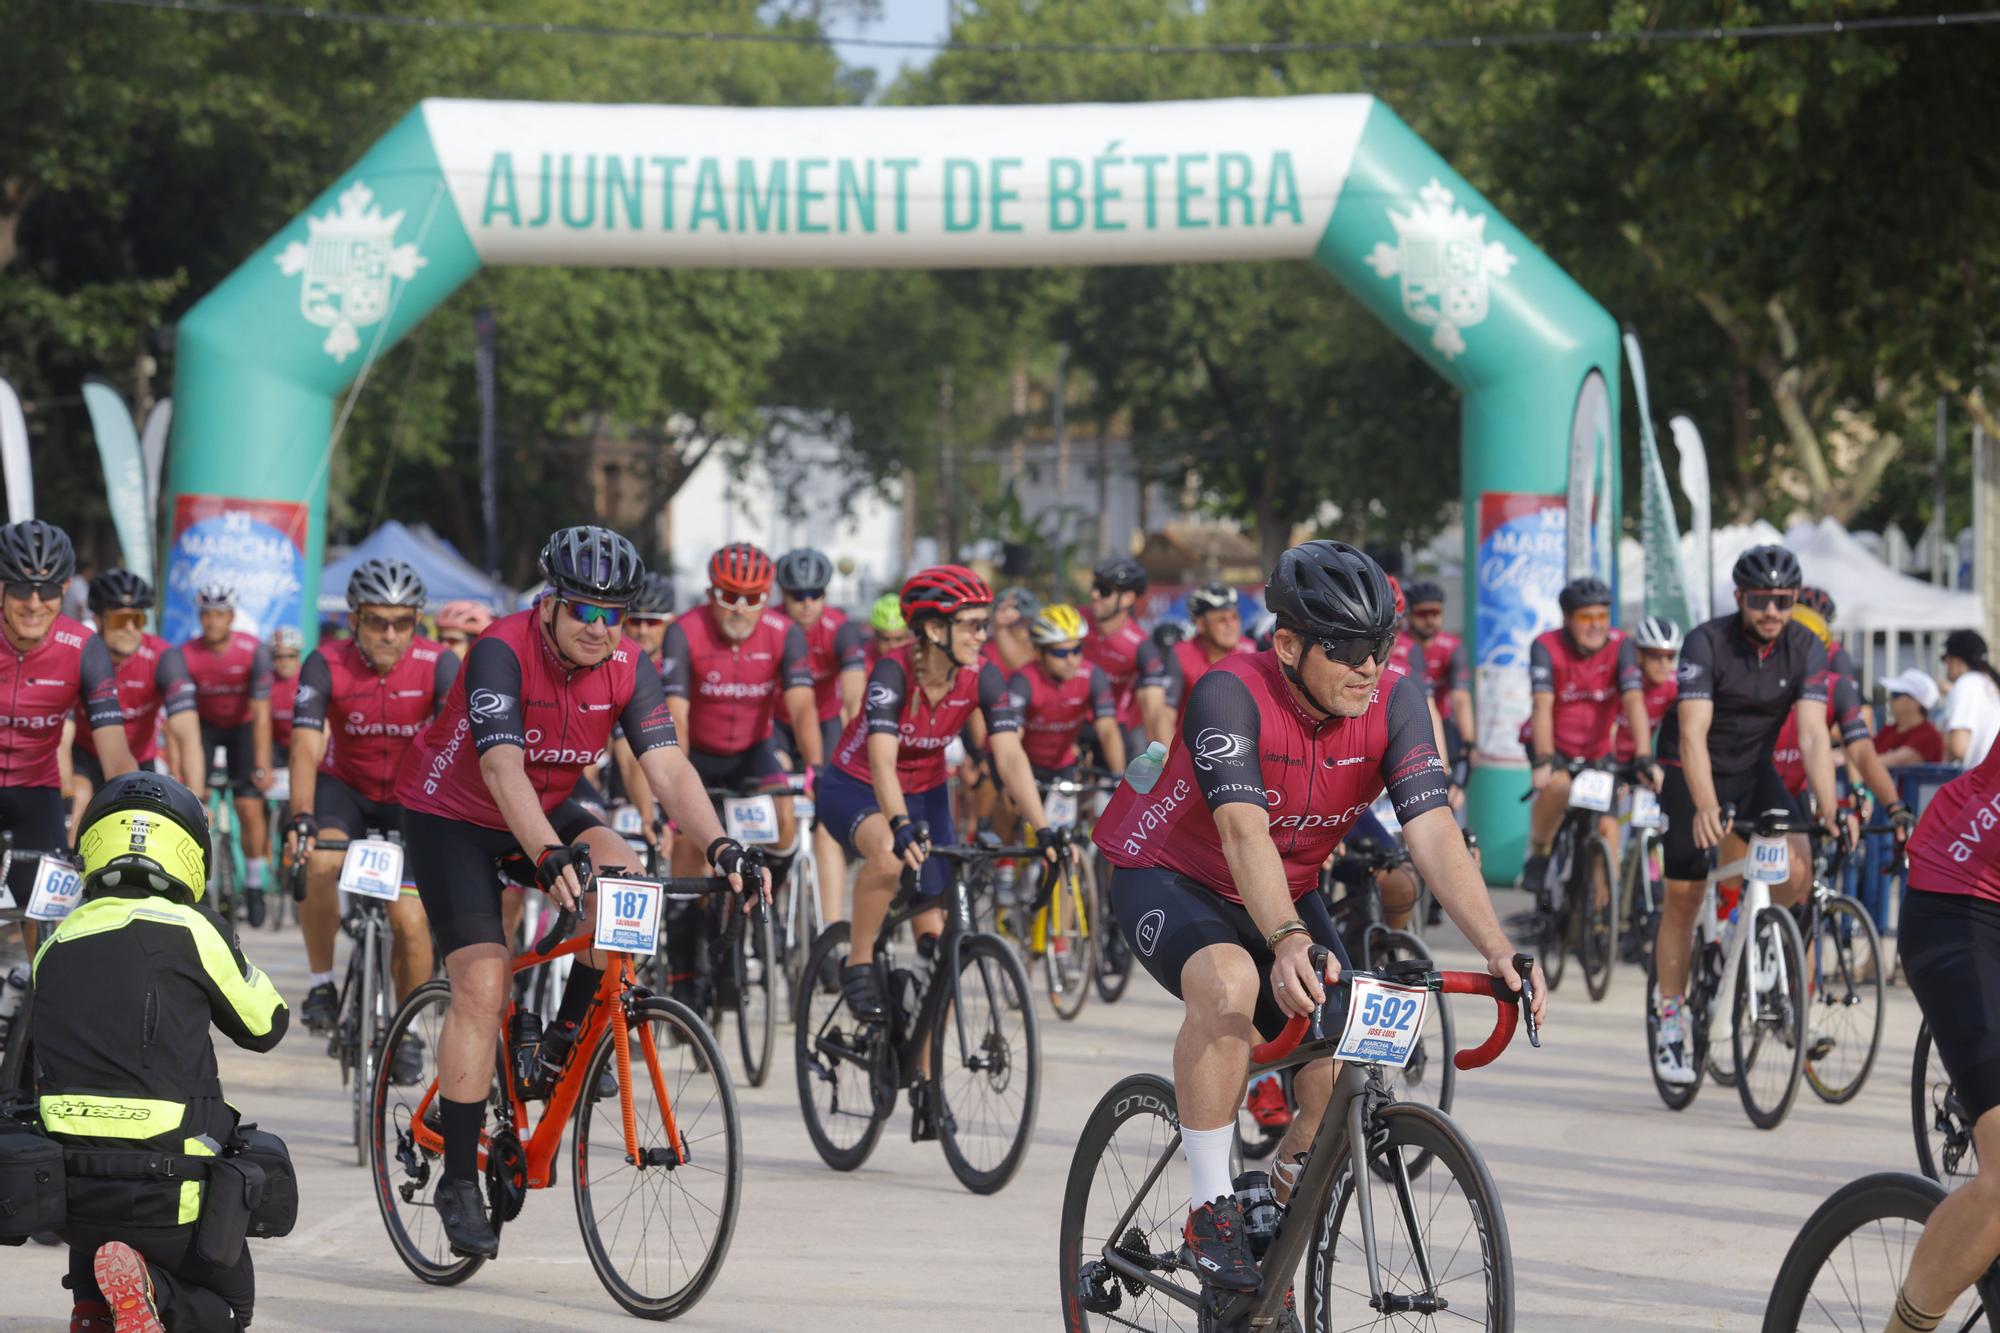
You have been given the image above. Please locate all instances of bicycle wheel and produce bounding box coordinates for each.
[1057,1072,1199,1332]
[733,906,777,1088]
[1733,904,1808,1131]
[1913,1022,1981,1192]
[1092,857,1134,1005]
[793,922,888,1171]
[352,922,380,1167]
[779,846,820,1017]
[1305,1100,1514,1332]
[1042,861,1095,1023]
[931,932,1040,1194]
[1644,945,1708,1111]
[369,980,483,1286]
[1578,835,1617,1002]
[1616,835,1657,967]
[574,994,741,1321]
[1760,1171,1988,1331]
[1364,929,1456,1181]
[1802,894,1885,1105]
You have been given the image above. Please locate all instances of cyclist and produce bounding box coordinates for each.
[69,570,200,813]
[1158,583,1255,735]
[1650,545,1840,1086]
[432,600,494,662]
[267,626,303,771]
[181,583,276,923]
[391,525,751,1260]
[1083,555,1173,754]
[1613,615,1681,767]
[772,548,863,770]
[984,585,1040,674]
[1404,579,1476,782]
[286,559,458,1040]
[625,571,675,673]
[1519,577,1657,893]
[865,592,912,667]
[992,604,1124,852]
[1093,540,1543,1287]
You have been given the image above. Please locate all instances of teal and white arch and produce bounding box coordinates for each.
[166,95,1619,876]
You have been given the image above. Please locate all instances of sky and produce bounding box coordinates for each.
[822,0,948,97]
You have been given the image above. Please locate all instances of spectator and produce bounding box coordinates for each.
[1875,668,1946,766]
[1941,629,2000,768]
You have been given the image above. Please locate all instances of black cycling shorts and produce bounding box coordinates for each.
[772,717,840,770]
[688,740,790,801]
[1900,888,2000,1125]
[70,744,107,794]
[199,720,259,797]
[1657,760,1795,881]
[1111,865,1351,1041]
[404,799,602,955]
[0,785,68,904]
[313,772,406,841]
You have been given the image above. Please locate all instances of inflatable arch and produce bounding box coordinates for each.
[165,96,1620,874]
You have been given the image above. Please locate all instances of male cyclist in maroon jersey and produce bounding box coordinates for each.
[181,581,277,921]
[1084,555,1173,755]
[991,603,1125,849]
[68,570,199,813]
[392,526,751,1260]
[1093,540,1543,1293]
[286,559,459,1040]
[267,625,303,770]
[1158,584,1256,736]
[1403,579,1475,782]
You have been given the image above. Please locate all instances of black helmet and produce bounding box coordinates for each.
[1152,620,1190,652]
[1558,577,1613,615]
[0,519,75,584]
[629,571,676,618]
[1798,585,1835,622]
[75,771,212,904]
[540,525,645,605]
[1402,579,1445,609]
[1091,555,1147,594]
[775,548,834,595]
[1187,584,1237,617]
[1264,541,1396,640]
[88,569,154,614]
[347,557,426,610]
[1733,544,1801,591]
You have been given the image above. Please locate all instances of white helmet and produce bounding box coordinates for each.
[1634,614,1683,653]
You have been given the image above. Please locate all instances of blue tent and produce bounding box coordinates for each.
[318,520,511,616]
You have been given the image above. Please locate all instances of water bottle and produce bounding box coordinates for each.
[1233,1171,1280,1259]
[508,1011,544,1102]
[0,964,26,1047]
[1124,740,1170,794]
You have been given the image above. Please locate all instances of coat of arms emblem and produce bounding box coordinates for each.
[276,180,427,363]
[1365,178,1517,361]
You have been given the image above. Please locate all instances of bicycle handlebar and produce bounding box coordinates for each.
[1249,950,1541,1072]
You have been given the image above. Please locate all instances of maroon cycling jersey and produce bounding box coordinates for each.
[1527,629,1641,761]
[395,609,677,830]
[1613,675,1678,763]
[182,631,274,729]
[659,605,813,756]
[831,646,1022,793]
[1417,630,1471,698]
[1905,742,2000,904]
[1772,669,1871,796]
[72,634,194,766]
[1,616,123,788]
[269,673,298,751]
[295,636,460,803]
[1012,660,1116,771]
[1084,613,1172,731]
[798,609,868,723]
[1165,636,1257,707]
[1094,653,1448,904]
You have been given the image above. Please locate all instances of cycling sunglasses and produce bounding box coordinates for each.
[1090,581,1123,598]
[711,590,768,613]
[560,597,626,628]
[785,588,826,602]
[1569,608,1611,626]
[357,611,419,635]
[102,609,148,631]
[1743,591,1796,612]
[1043,644,1084,659]
[1315,632,1397,668]
[4,580,62,604]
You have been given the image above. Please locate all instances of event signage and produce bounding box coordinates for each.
[1473,493,1567,766]
[162,495,308,643]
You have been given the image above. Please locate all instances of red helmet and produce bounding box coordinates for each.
[900,565,993,623]
[1386,575,1406,617]
[708,543,775,598]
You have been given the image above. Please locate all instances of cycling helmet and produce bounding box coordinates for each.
[869,593,906,634]
[1558,577,1613,615]
[998,585,1042,621]
[269,625,304,653]
[1799,585,1836,623]
[434,599,495,634]
[347,557,426,610]
[75,771,212,905]
[1402,579,1445,609]
[1732,544,1802,591]
[1152,620,1189,652]
[540,525,646,604]
[195,583,238,611]
[0,519,75,584]
[1091,555,1147,594]
[1264,541,1395,640]
[88,569,154,614]
[1187,584,1237,617]
[1633,614,1683,653]
[900,564,993,623]
[709,542,776,598]
[1030,603,1090,648]
[1387,575,1406,617]
[629,572,676,618]
[775,548,833,595]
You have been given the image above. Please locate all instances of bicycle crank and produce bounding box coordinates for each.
[485,1127,530,1224]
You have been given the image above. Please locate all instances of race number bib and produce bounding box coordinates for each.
[1045,788,1079,830]
[785,772,816,825]
[25,856,84,922]
[1335,976,1431,1069]
[594,876,663,955]
[1628,788,1664,830]
[1746,834,1790,884]
[1569,769,1615,812]
[612,803,643,837]
[338,838,405,902]
[265,766,290,804]
[724,795,779,844]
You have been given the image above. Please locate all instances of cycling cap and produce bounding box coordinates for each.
[1558,577,1613,614]
[89,569,154,614]
[1732,544,1801,591]
[195,583,238,611]
[999,585,1042,621]
[900,565,993,623]
[1264,540,1395,640]
[0,520,75,585]
[709,542,775,598]
[869,593,906,634]
[629,572,676,618]
[1187,584,1237,617]
[1152,620,1189,653]
[775,548,833,595]
[541,525,646,604]
[269,626,304,652]
[347,557,426,610]
[1030,603,1089,648]
[1092,555,1147,594]
[1633,615,1683,653]
[434,600,495,634]
[76,771,212,905]
[1402,579,1445,609]
[1798,585,1836,623]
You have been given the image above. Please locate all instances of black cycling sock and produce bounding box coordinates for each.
[441,1096,485,1183]
[555,965,604,1030]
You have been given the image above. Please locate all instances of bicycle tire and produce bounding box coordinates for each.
[1043,861,1095,1023]
[1913,1021,1981,1191]
[1363,929,1455,1182]
[1733,904,1808,1131]
[794,922,888,1172]
[734,905,777,1088]
[931,932,1040,1195]
[353,921,379,1167]
[1092,856,1134,1005]
[1057,1072,1195,1332]
[1645,943,1708,1111]
[573,994,741,1321]
[1578,834,1617,1002]
[1802,893,1885,1105]
[369,980,484,1287]
[1304,1100,1515,1332]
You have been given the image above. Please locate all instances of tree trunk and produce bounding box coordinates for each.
[0,176,31,271]
[1095,424,1111,556]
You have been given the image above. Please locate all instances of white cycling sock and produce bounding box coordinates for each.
[308,971,336,990]
[246,857,268,888]
[1181,1122,1236,1209]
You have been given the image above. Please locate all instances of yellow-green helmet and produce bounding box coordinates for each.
[76,772,212,904]
[1030,603,1090,648]
[869,593,907,634]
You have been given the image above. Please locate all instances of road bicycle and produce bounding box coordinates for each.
[204,766,247,928]
[771,768,827,1019]
[795,830,1044,1194]
[1793,835,1884,1105]
[371,845,746,1319]
[1524,756,1637,1000]
[1060,945,1540,1332]
[1614,781,1667,969]
[1914,1020,1980,1193]
[0,835,83,1108]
